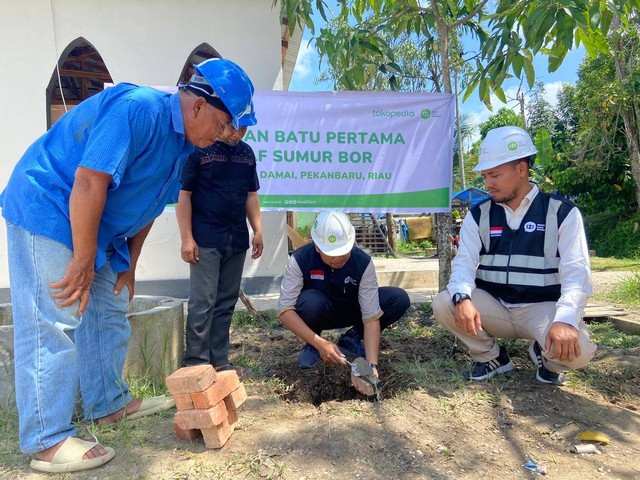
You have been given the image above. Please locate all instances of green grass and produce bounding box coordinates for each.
[590,256,640,271]
[598,272,640,308]
[232,309,281,330]
[0,406,21,472]
[570,356,640,406]
[126,375,170,398]
[589,321,640,348]
[395,356,467,391]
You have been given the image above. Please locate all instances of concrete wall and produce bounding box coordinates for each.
[0,0,289,295]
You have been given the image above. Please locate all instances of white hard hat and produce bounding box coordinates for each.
[474,126,537,171]
[310,211,355,256]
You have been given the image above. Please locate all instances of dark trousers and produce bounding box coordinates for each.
[295,286,410,336]
[184,243,246,367]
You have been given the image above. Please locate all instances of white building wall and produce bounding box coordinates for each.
[0,0,289,292]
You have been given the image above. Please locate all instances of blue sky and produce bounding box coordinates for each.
[288,10,586,128]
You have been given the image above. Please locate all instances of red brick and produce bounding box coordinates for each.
[173,421,202,441]
[201,418,235,449]
[223,384,247,411]
[174,393,195,411]
[227,407,238,425]
[191,371,240,409]
[175,401,228,430]
[165,365,217,395]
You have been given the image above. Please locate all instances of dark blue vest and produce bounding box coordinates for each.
[470,192,575,303]
[292,243,371,307]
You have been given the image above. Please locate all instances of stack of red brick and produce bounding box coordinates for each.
[165,365,246,448]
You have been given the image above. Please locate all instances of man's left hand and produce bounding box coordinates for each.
[115,269,135,301]
[545,322,581,362]
[251,233,263,260]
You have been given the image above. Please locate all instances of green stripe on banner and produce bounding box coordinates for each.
[259,188,450,208]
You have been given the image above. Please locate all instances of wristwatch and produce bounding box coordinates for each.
[452,292,471,306]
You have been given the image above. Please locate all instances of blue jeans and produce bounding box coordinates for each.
[7,223,132,454]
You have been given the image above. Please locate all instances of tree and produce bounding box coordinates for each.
[452,113,479,191]
[526,83,560,143]
[526,82,562,169]
[276,0,493,289]
[314,26,459,255]
[275,0,640,286]
[484,1,640,211]
[478,107,522,139]
[544,52,638,215]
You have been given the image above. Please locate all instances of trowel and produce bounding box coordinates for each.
[341,356,380,400]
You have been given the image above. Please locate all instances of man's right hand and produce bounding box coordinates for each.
[454,299,483,336]
[181,238,199,264]
[317,338,346,366]
[49,257,95,316]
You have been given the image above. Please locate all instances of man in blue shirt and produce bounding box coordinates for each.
[0,58,254,473]
[176,106,263,374]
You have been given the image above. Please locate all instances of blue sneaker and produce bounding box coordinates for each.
[465,345,513,381]
[298,343,320,369]
[528,341,566,385]
[337,328,366,359]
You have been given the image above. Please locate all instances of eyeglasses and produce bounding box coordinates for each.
[208,105,233,136]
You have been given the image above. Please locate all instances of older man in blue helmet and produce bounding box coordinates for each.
[0,58,254,473]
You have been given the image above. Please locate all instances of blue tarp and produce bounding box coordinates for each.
[452,187,490,206]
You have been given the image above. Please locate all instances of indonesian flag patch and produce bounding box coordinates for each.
[490,227,503,237]
[310,269,325,280]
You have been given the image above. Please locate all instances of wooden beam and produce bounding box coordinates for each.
[59,69,112,81]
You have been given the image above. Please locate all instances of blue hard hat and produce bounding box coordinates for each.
[193,58,255,129]
[238,101,257,127]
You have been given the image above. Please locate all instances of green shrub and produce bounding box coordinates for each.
[584,212,640,259]
[397,239,435,254]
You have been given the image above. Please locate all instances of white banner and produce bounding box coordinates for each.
[247,90,454,213]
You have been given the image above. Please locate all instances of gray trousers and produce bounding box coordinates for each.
[433,288,596,373]
[184,243,246,367]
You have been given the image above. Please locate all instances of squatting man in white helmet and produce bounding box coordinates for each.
[433,126,597,385]
[278,210,410,393]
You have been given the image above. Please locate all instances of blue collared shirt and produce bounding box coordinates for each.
[0,83,194,273]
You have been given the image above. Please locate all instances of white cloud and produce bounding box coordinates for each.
[293,38,317,81]
[541,81,567,106]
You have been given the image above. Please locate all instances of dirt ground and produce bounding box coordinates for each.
[2,273,639,480]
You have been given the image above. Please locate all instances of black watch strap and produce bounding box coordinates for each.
[452,292,471,306]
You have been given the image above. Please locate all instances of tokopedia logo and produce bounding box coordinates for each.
[421,108,431,119]
[372,109,415,118]
[508,141,518,151]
